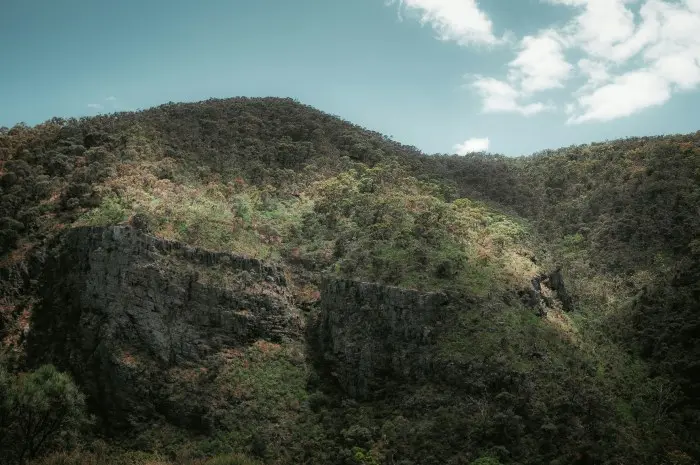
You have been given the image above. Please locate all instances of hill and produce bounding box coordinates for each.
[0,97,698,465]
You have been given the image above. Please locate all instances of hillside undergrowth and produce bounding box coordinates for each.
[0,98,698,465]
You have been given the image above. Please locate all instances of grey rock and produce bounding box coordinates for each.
[521,268,574,313]
[548,267,573,312]
[26,226,302,432]
[318,277,457,400]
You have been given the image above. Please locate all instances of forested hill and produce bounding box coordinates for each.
[1,97,699,465]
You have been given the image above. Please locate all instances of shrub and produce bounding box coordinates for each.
[201,454,262,465]
[77,195,128,226]
[470,457,503,465]
[0,228,20,254]
[0,364,88,465]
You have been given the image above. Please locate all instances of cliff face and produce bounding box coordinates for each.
[26,226,303,431]
[318,278,462,399]
[20,226,476,429]
[18,225,481,432]
[3,223,640,464]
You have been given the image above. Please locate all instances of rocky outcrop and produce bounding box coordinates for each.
[548,268,573,311]
[19,225,573,431]
[26,226,302,432]
[521,267,574,314]
[318,278,460,399]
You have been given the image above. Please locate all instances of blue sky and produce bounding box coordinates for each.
[1,0,699,156]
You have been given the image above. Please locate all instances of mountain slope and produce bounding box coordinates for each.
[0,97,698,465]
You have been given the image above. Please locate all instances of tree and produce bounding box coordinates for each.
[0,363,12,433]
[0,364,88,465]
[470,457,503,465]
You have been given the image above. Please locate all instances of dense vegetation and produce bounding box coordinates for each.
[0,364,88,465]
[0,97,698,465]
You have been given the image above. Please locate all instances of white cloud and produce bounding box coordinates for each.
[576,58,611,90]
[550,0,648,63]
[564,0,700,122]
[388,0,700,124]
[388,0,508,46]
[106,96,117,101]
[642,0,700,89]
[508,30,573,95]
[463,30,571,115]
[471,76,552,115]
[567,69,671,123]
[87,103,103,110]
[386,0,564,115]
[653,52,700,90]
[453,137,490,154]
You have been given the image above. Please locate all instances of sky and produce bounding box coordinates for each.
[1,0,699,157]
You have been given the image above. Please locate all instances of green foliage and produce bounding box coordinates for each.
[0,364,88,465]
[470,457,502,465]
[200,454,262,465]
[27,450,262,465]
[1,99,699,465]
[0,362,13,428]
[628,249,700,454]
[220,341,308,424]
[418,135,700,461]
[351,446,380,465]
[294,161,536,295]
[165,341,311,460]
[77,195,128,226]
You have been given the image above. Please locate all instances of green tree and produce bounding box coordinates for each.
[470,457,503,465]
[0,363,12,433]
[0,364,88,465]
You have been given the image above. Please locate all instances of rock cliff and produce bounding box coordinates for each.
[16,225,546,435]
[318,278,461,399]
[25,226,303,431]
[17,225,479,431]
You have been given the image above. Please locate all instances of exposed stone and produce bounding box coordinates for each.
[13,225,554,432]
[548,267,573,312]
[521,268,573,313]
[318,277,459,399]
[26,226,301,432]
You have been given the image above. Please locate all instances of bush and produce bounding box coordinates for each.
[0,228,20,254]
[0,217,24,231]
[202,454,262,465]
[0,364,88,465]
[470,457,502,465]
[77,195,128,226]
[1,172,19,187]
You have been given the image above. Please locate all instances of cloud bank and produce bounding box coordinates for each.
[388,0,700,125]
